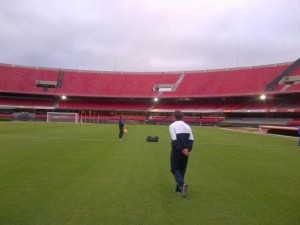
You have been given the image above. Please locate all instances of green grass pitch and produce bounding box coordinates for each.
[0,122,300,225]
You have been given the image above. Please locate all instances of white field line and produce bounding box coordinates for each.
[218,127,299,140]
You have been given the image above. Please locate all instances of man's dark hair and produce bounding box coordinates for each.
[174,110,183,121]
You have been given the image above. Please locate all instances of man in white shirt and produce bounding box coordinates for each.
[169,110,194,198]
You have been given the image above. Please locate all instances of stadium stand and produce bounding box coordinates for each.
[237,99,282,111]
[284,84,300,93]
[0,97,53,108]
[0,64,59,94]
[150,116,224,125]
[273,83,288,92]
[161,64,290,98]
[162,70,230,98]
[0,62,296,98]
[290,66,300,76]
[155,73,181,84]
[59,100,151,111]
[213,65,289,96]
[59,71,168,98]
[274,99,300,110]
[1,59,300,127]
[153,101,200,111]
[216,100,243,111]
[288,119,300,125]
[266,59,300,91]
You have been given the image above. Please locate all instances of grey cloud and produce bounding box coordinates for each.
[0,0,299,72]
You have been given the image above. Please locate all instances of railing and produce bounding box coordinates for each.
[266,58,300,91]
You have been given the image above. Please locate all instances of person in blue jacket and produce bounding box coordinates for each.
[118,116,125,141]
[169,110,194,198]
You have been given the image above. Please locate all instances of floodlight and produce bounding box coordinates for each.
[154,97,159,102]
[61,95,67,100]
[260,94,266,100]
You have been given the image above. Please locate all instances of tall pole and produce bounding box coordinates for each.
[236,32,240,67]
[114,45,117,71]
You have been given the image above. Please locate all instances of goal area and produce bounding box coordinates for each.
[47,112,79,123]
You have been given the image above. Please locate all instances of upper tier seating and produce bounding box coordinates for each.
[290,66,300,76]
[273,84,287,92]
[162,65,289,97]
[162,70,230,98]
[286,84,300,92]
[0,65,59,94]
[155,73,181,84]
[59,71,180,98]
[0,62,298,98]
[213,65,289,96]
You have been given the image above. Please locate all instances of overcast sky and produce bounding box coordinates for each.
[0,0,299,72]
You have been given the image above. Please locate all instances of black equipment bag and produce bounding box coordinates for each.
[146,136,159,142]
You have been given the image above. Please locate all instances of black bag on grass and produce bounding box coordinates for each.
[146,136,159,142]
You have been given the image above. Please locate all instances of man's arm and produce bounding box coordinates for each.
[169,125,184,152]
[186,126,194,152]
